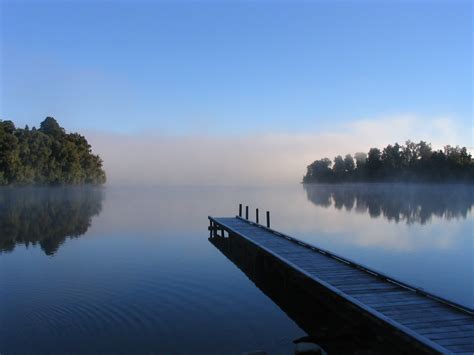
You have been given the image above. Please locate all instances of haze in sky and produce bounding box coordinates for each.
[1,0,472,184]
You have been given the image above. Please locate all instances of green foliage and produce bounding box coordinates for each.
[0,117,106,185]
[332,155,345,180]
[343,154,355,174]
[303,140,473,183]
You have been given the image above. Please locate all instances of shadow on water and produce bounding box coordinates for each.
[209,233,416,355]
[0,187,104,255]
[303,183,474,224]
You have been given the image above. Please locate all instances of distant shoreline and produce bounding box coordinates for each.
[301,181,473,185]
[303,141,473,184]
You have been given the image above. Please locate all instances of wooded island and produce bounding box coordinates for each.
[0,117,106,185]
[304,141,473,183]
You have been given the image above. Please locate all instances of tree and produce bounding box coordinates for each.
[416,141,432,160]
[304,158,333,183]
[366,148,382,179]
[0,117,106,185]
[381,143,403,179]
[354,152,367,169]
[333,155,345,180]
[402,140,417,168]
[0,121,22,183]
[303,141,473,183]
[382,144,402,168]
[39,117,65,137]
[344,154,355,174]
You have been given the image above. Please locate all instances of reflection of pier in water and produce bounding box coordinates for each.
[0,187,104,255]
[304,183,474,224]
[209,215,474,354]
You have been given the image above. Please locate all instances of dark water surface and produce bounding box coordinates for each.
[0,184,472,354]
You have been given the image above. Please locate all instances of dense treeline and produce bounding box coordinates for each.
[0,117,106,185]
[303,141,473,183]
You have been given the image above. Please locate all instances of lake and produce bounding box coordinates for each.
[0,184,472,354]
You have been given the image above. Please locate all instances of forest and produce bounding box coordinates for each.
[303,141,473,183]
[0,117,106,185]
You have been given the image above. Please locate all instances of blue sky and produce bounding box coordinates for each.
[1,0,472,136]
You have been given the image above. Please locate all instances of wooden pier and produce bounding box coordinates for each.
[208,208,474,354]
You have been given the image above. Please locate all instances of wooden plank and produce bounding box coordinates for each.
[417,324,474,335]
[391,312,471,324]
[296,265,354,274]
[305,272,362,280]
[342,288,402,297]
[290,252,335,260]
[436,337,474,346]
[424,330,474,340]
[308,272,366,281]
[320,276,377,284]
[328,276,383,285]
[386,311,466,325]
[287,258,328,266]
[277,248,316,253]
[210,217,474,355]
[369,300,437,311]
[366,298,436,309]
[310,267,369,274]
[357,293,427,303]
[302,261,351,268]
[354,291,420,302]
[375,302,450,313]
[287,252,335,259]
[318,270,374,278]
[357,287,419,302]
[383,304,464,316]
[449,345,474,355]
[305,266,361,273]
[404,317,474,327]
[326,279,383,288]
[407,318,474,331]
[304,268,363,276]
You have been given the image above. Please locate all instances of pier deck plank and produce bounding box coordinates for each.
[209,216,474,354]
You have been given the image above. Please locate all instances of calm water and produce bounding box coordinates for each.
[0,184,473,354]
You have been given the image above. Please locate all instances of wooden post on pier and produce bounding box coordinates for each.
[211,220,217,237]
[256,208,259,224]
[245,206,249,220]
[266,211,270,228]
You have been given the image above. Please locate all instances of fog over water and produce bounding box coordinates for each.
[0,184,472,353]
[86,115,470,185]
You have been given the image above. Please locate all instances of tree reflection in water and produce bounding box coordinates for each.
[304,183,473,224]
[0,187,104,255]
